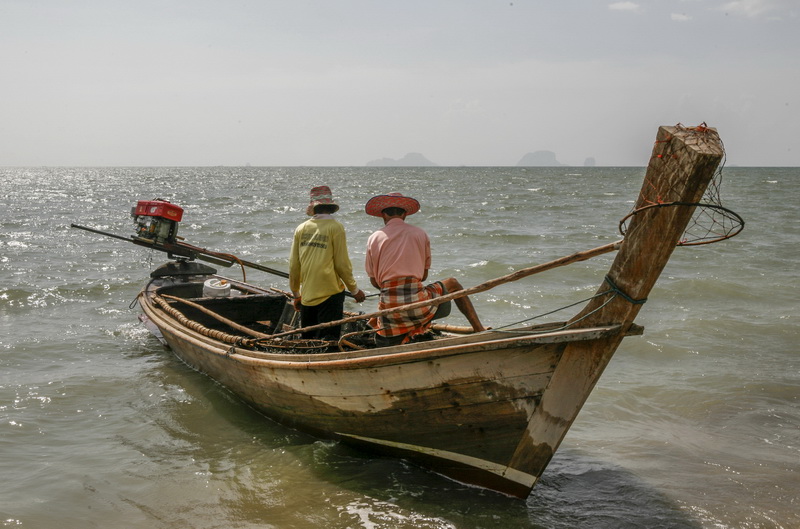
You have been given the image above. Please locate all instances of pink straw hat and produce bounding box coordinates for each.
[306,185,339,216]
[365,193,420,217]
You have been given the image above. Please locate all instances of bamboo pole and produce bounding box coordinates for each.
[150,294,257,345]
[161,294,272,339]
[260,239,623,341]
[429,323,474,334]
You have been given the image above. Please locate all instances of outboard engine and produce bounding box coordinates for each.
[132,199,184,244]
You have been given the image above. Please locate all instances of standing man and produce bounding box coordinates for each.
[289,185,365,341]
[364,192,485,347]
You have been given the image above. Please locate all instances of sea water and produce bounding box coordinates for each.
[1,166,797,528]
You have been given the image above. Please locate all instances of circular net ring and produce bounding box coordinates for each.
[619,201,745,246]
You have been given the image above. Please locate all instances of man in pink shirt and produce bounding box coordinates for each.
[365,193,485,347]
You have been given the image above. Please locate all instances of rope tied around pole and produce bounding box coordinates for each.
[603,275,647,305]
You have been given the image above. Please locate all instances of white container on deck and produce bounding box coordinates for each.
[203,278,231,297]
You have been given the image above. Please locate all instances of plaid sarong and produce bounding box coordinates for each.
[370,277,445,339]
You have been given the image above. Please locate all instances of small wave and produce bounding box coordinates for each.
[5,240,30,249]
[339,498,457,529]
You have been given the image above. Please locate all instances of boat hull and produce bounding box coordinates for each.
[141,288,629,497]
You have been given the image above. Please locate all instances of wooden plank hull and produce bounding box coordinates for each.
[135,125,725,497]
[142,293,631,496]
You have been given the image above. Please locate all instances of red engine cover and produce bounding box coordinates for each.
[135,200,184,221]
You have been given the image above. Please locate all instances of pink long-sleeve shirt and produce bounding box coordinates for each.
[365,218,431,285]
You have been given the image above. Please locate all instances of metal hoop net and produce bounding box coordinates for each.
[256,339,331,354]
[619,123,745,246]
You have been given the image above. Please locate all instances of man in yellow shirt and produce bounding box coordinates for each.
[289,186,365,341]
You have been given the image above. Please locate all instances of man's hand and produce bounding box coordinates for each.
[352,289,366,303]
[292,296,302,311]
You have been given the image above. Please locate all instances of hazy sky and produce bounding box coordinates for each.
[2,1,797,167]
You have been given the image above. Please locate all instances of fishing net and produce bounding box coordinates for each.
[619,123,745,246]
[257,338,332,354]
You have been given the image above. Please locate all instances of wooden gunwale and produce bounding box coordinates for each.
[218,326,630,369]
[141,292,637,370]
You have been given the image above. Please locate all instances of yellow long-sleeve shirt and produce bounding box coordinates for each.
[288,217,359,306]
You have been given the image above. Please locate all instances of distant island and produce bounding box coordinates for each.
[365,150,598,167]
[366,153,437,167]
[516,150,563,167]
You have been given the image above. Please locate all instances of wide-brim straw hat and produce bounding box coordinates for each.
[306,185,339,216]
[365,193,420,217]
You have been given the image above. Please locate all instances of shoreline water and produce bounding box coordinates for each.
[1,166,797,528]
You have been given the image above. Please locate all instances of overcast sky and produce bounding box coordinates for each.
[1,0,797,167]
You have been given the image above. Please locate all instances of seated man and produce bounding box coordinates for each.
[364,192,485,346]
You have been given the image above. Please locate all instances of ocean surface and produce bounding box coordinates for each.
[1,164,797,529]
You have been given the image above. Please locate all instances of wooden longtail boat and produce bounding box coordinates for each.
[135,125,736,498]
